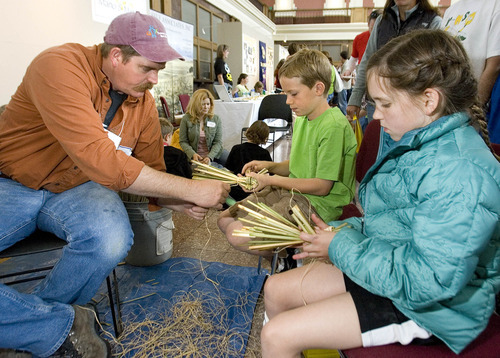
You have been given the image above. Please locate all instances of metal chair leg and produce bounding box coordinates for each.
[106,270,122,337]
[112,269,122,334]
[270,250,280,275]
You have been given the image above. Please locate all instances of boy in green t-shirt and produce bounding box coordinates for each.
[217,49,357,266]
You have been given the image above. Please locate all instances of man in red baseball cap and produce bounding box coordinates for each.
[0,12,228,357]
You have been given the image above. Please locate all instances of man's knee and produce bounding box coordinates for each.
[92,219,133,263]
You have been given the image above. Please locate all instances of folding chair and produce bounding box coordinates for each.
[178,94,190,114]
[0,230,123,336]
[242,94,292,160]
[340,313,500,358]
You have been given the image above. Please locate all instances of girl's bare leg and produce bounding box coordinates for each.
[261,261,362,357]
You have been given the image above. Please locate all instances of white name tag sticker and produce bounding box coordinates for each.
[105,129,122,149]
[118,145,132,156]
[206,121,216,128]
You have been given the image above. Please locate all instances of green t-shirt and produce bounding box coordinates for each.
[289,107,357,221]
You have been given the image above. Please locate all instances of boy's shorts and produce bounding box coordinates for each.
[228,186,318,223]
[344,274,440,348]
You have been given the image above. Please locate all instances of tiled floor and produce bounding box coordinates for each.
[170,136,292,358]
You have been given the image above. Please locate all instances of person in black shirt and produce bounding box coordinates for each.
[225,121,272,202]
[214,44,233,92]
[159,117,192,179]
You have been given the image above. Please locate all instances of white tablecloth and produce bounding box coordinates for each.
[213,98,263,150]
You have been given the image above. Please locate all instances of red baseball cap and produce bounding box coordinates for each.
[104,12,184,63]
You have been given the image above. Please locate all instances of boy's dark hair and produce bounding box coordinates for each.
[159,117,174,137]
[279,49,332,96]
[368,9,382,22]
[245,121,270,145]
[340,50,349,60]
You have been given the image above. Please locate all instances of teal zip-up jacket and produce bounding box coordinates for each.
[328,112,500,353]
[179,113,223,160]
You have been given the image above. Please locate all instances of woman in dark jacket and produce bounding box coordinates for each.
[347,0,441,122]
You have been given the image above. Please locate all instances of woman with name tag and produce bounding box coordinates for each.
[179,89,224,166]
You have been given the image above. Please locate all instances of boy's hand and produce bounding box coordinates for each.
[241,160,267,175]
[201,157,210,165]
[241,160,269,175]
[242,171,269,192]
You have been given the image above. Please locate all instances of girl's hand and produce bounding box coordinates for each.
[192,153,203,162]
[294,214,336,260]
[201,157,210,165]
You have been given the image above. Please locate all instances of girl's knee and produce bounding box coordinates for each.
[260,319,288,354]
[263,274,280,305]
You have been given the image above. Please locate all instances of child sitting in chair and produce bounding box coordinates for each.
[159,117,192,179]
[225,121,272,202]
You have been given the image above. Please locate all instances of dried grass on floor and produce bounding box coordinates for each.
[111,289,260,358]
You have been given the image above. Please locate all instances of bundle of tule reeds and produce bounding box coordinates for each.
[191,161,267,191]
[232,201,350,251]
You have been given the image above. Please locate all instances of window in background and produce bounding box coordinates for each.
[193,46,198,79]
[182,0,222,83]
[181,0,197,35]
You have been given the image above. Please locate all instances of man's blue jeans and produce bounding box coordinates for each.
[0,179,133,356]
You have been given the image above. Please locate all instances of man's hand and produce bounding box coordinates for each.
[189,179,230,209]
[160,199,209,220]
[126,166,229,212]
[181,204,210,220]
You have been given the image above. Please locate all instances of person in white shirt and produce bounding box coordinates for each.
[442,0,500,106]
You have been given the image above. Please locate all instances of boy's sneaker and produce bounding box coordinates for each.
[51,305,110,358]
[275,248,302,273]
[293,248,303,268]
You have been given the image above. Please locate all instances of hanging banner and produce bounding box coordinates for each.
[243,35,258,75]
[259,41,267,88]
[91,0,148,24]
[150,10,193,61]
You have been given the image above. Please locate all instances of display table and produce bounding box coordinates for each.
[213,98,263,150]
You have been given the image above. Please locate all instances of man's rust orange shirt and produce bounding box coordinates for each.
[0,43,166,193]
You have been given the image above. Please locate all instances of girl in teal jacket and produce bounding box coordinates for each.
[261,30,500,356]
